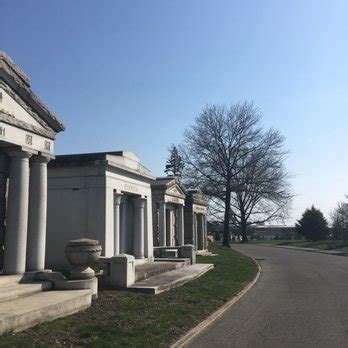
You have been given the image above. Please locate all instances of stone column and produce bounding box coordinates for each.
[158,201,166,246]
[120,196,128,253]
[133,197,146,259]
[3,150,32,274]
[197,214,205,250]
[177,205,185,246]
[167,209,173,246]
[26,155,50,271]
[0,153,9,269]
[113,194,122,256]
[203,214,207,249]
[193,212,198,248]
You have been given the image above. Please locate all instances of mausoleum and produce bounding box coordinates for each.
[46,151,155,269]
[184,188,209,253]
[0,52,65,274]
[0,52,97,336]
[151,177,186,247]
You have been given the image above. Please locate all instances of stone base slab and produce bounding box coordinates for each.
[129,263,214,294]
[0,289,92,335]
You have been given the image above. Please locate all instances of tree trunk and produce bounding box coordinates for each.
[222,189,231,247]
[240,214,248,243]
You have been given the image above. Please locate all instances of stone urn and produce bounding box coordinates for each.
[65,238,102,280]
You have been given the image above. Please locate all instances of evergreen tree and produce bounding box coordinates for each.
[164,145,184,177]
[296,206,328,241]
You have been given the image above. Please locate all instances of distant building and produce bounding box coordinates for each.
[250,224,299,240]
[208,221,299,241]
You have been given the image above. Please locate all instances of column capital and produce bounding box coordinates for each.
[31,155,51,164]
[114,194,123,205]
[133,197,146,209]
[7,149,33,159]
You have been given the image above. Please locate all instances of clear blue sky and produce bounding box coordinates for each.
[2,0,348,224]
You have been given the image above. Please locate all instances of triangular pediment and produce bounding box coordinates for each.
[166,183,186,198]
[0,82,53,132]
[0,52,64,134]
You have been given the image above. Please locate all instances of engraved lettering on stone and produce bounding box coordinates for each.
[124,183,139,193]
[0,126,5,136]
[25,134,32,145]
[44,140,51,151]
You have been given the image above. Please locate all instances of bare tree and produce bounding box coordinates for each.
[180,101,275,246]
[228,129,292,242]
[330,198,348,241]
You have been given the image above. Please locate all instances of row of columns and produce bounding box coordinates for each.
[2,150,49,274]
[157,202,184,247]
[113,195,147,259]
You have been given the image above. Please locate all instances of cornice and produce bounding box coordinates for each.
[0,109,56,139]
[0,52,31,86]
[0,81,51,131]
[0,59,65,133]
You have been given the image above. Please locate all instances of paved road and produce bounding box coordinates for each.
[188,244,348,348]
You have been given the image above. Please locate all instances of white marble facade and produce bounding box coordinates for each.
[46,151,154,269]
[184,189,208,251]
[151,177,186,247]
[0,52,65,274]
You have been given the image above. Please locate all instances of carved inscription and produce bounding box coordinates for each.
[168,196,179,203]
[124,183,139,193]
[193,204,207,213]
[0,126,5,136]
[44,140,51,151]
[25,134,32,145]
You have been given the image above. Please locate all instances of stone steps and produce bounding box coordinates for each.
[0,289,92,335]
[0,274,24,288]
[130,263,214,294]
[0,281,52,303]
[134,260,189,282]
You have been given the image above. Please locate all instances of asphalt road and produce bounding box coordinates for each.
[188,244,348,348]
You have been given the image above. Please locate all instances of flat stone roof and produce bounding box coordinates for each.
[49,151,155,179]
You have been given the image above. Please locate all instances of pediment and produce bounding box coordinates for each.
[0,52,64,134]
[166,184,186,198]
[0,82,55,138]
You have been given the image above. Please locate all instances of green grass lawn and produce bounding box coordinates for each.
[250,239,348,251]
[0,244,258,347]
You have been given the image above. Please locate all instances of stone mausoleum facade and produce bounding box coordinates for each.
[184,188,209,252]
[151,177,186,247]
[0,52,65,274]
[46,151,155,269]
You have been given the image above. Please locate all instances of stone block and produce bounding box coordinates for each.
[163,249,178,258]
[109,254,135,288]
[179,244,196,264]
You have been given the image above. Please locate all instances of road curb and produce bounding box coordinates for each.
[257,243,348,257]
[171,260,261,348]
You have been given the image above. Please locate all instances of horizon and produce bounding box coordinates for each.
[2,0,347,225]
